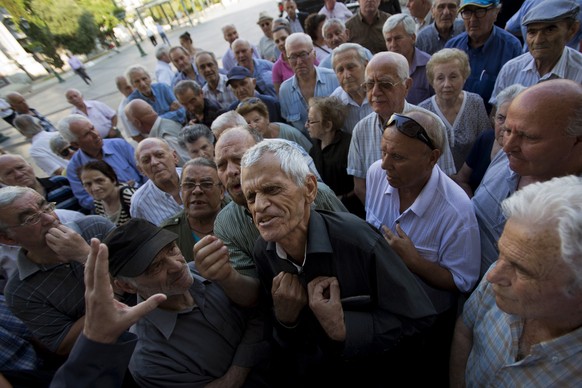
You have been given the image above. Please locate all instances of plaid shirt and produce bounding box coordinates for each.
[0,295,39,370]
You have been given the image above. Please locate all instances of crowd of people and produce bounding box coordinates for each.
[1,0,582,386]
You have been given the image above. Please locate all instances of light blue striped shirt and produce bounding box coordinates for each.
[330,86,373,134]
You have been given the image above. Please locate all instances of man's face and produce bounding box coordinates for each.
[0,156,36,188]
[196,53,219,85]
[502,97,578,180]
[324,24,349,49]
[117,78,134,97]
[8,95,29,114]
[286,39,315,77]
[185,136,215,159]
[233,42,253,68]
[229,78,256,101]
[432,0,459,31]
[129,70,152,96]
[176,88,205,116]
[333,49,367,96]
[381,125,437,190]
[259,19,273,38]
[526,20,578,66]
[462,5,499,43]
[384,24,416,62]
[170,49,192,73]
[285,1,297,18]
[273,29,290,54]
[364,58,410,119]
[241,152,315,244]
[65,90,83,107]
[407,0,427,18]
[181,164,224,220]
[486,219,579,321]
[69,120,103,154]
[359,0,380,18]
[137,140,179,184]
[214,130,257,206]
[131,242,193,299]
[223,26,239,44]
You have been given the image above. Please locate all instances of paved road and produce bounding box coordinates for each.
[0,0,279,175]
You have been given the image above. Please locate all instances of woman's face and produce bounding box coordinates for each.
[431,60,465,101]
[243,110,270,136]
[180,37,193,50]
[494,102,510,147]
[273,29,289,54]
[81,169,117,201]
[306,106,326,140]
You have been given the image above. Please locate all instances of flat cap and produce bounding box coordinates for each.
[522,0,580,26]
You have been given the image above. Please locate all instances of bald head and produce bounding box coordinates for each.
[116,76,134,97]
[124,99,158,133]
[0,154,37,188]
[5,92,29,114]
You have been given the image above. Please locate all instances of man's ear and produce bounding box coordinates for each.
[304,174,318,204]
[114,278,138,294]
[428,148,441,167]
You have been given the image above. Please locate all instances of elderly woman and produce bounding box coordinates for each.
[305,13,331,63]
[419,48,490,171]
[79,160,136,225]
[236,97,312,153]
[306,96,364,218]
[160,158,228,262]
[272,24,294,95]
[452,83,527,197]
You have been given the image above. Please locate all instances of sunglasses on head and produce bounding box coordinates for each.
[385,113,436,150]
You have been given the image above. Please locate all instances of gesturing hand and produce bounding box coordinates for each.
[307,276,345,341]
[271,272,307,326]
[381,224,422,270]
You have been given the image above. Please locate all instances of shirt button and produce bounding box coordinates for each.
[552,356,559,363]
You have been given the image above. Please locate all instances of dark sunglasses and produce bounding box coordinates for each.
[385,113,436,150]
[59,146,76,157]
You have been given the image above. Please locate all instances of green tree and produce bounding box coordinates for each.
[62,11,98,54]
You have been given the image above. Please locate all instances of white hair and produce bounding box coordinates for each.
[383,14,416,36]
[57,114,92,142]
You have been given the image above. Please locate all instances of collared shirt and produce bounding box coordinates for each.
[171,63,206,88]
[258,35,279,62]
[129,265,269,387]
[407,47,434,105]
[279,67,339,132]
[129,167,183,226]
[366,162,480,311]
[490,46,582,105]
[330,86,373,134]
[345,10,390,54]
[30,131,69,176]
[128,83,186,125]
[202,74,237,110]
[413,13,433,33]
[67,55,83,70]
[472,151,519,277]
[250,58,276,98]
[4,216,114,352]
[445,26,522,107]
[221,46,261,72]
[309,130,353,196]
[287,14,304,33]
[415,20,465,55]
[347,103,457,179]
[272,54,295,86]
[67,138,145,210]
[318,3,353,22]
[70,100,116,138]
[463,270,582,387]
[150,117,190,166]
[155,60,175,86]
[186,98,225,129]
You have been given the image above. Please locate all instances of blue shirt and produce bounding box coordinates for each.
[171,63,206,88]
[128,82,186,125]
[67,139,146,210]
[251,58,277,98]
[445,26,521,108]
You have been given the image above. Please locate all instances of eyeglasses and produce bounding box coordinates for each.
[181,181,221,192]
[361,79,404,92]
[305,120,321,126]
[287,50,312,62]
[460,7,493,19]
[11,202,57,228]
[237,97,262,109]
[385,113,436,150]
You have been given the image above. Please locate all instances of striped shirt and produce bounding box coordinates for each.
[93,186,135,226]
[330,86,373,135]
[130,168,183,226]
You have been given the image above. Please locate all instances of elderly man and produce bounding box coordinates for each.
[195,51,236,110]
[210,111,248,139]
[407,0,433,32]
[5,92,56,132]
[445,0,521,110]
[330,43,373,133]
[104,218,269,387]
[284,0,307,32]
[124,99,189,165]
[178,124,215,159]
[231,38,276,98]
[490,0,582,105]
[173,80,225,129]
[57,114,145,211]
[168,46,205,88]
[416,0,465,54]
[383,14,434,104]
[13,115,68,176]
[319,18,374,69]
[221,24,261,72]
[450,175,582,387]
[347,51,455,204]
[0,186,114,356]
[226,66,283,122]
[319,0,353,22]
[236,139,436,384]
[366,110,480,385]
[279,33,339,133]
[473,79,582,277]
[114,75,140,144]
[154,45,175,86]
[126,65,186,125]
[346,0,391,54]
[257,12,278,62]
[161,158,226,262]
[65,89,119,139]
[130,138,183,226]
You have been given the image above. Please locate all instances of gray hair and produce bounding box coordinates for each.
[211,111,248,139]
[125,65,150,84]
[241,139,310,187]
[383,14,416,36]
[566,97,582,137]
[13,114,42,137]
[0,186,38,233]
[181,156,218,177]
[501,175,582,289]
[221,24,236,33]
[322,18,346,35]
[49,134,71,156]
[331,42,369,68]
[173,79,202,97]
[285,33,313,52]
[135,137,173,162]
[57,114,92,142]
[494,84,527,110]
[178,124,215,147]
[195,50,218,65]
[155,45,170,60]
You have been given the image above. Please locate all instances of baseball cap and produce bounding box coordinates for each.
[226,66,253,86]
[459,0,500,11]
